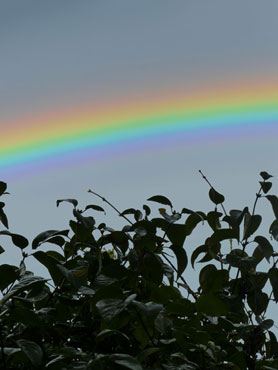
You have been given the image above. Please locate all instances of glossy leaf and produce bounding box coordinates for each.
[254,236,273,263]
[32,229,69,249]
[266,195,278,220]
[0,230,28,249]
[0,181,7,196]
[56,198,78,208]
[16,340,43,367]
[147,195,173,208]
[209,188,225,205]
[260,181,272,194]
[260,171,273,180]
[269,268,278,302]
[170,245,188,278]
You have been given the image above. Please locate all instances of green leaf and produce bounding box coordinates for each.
[269,220,278,241]
[0,230,28,249]
[0,264,18,291]
[85,204,106,213]
[191,245,207,269]
[266,195,278,219]
[260,171,273,180]
[16,339,43,367]
[32,229,69,249]
[166,224,187,247]
[170,245,188,278]
[0,208,8,229]
[73,209,95,230]
[56,198,78,208]
[254,236,274,263]
[206,211,222,231]
[110,354,142,370]
[209,188,225,205]
[185,212,205,236]
[0,181,7,196]
[143,204,151,217]
[268,267,278,302]
[147,195,173,208]
[96,294,136,321]
[260,181,272,194]
[261,319,274,330]
[132,301,163,319]
[243,214,262,240]
[32,251,63,286]
[247,289,268,315]
[195,292,228,316]
[142,253,163,285]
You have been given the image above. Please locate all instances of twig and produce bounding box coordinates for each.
[88,189,133,225]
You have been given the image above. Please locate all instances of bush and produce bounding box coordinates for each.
[0,172,278,369]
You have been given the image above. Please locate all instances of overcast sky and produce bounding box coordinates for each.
[1,0,278,289]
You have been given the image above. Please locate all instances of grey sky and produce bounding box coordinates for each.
[1,0,278,300]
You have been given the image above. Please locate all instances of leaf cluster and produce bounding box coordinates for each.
[0,172,278,369]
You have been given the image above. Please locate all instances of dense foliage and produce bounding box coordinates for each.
[1,172,278,369]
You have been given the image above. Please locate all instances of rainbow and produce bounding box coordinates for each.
[1,79,278,180]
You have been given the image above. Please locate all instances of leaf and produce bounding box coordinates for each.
[16,339,43,367]
[85,204,106,213]
[110,354,143,370]
[195,292,228,316]
[266,195,278,220]
[269,268,278,302]
[185,212,206,236]
[0,208,8,229]
[260,171,273,180]
[32,251,63,286]
[209,188,225,205]
[32,229,69,249]
[73,209,95,230]
[142,253,163,285]
[254,236,274,263]
[132,301,163,319]
[191,245,207,269]
[269,220,278,241]
[247,290,268,315]
[260,319,274,330]
[147,195,173,208]
[0,264,18,291]
[143,204,151,217]
[0,181,7,196]
[96,294,136,321]
[170,245,188,278]
[166,224,187,247]
[0,231,28,249]
[260,181,272,194]
[56,198,78,208]
[243,214,262,240]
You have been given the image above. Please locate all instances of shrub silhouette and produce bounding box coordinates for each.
[0,171,278,369]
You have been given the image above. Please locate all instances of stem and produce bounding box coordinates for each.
[88,189,133,225]
[199,169,227,216]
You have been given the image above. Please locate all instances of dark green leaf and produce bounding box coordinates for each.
[32,229,69,249]
[0,181,7,196]
[266,195,278,220]
[56,198,78,208]
[32,251,63,285]
[269,220,278,241]
[170,245,188,278]
[85,204,106,213]
[110,354,142,370]
[0,245,4,254]
[143,204,151,217]
[166,224,187,247]
[147,195,173,208]
[260,319,274,330]
[247,290,268,315]
[206,211,222,231]
[16,339,43,367]
[0,230,28,249]
[0,264,18,291]
[142,253,163,285]
[243,214,262,240]
[0,208,8,229]
[73,209,95,230]
[132,301,163,319]
[260,171,273,180]
[185,212,205,236]
[191,245,207,269]
[209,188,225,205]
[260,181,272,194]
[254,236,273,263]
[269,267,278,302]
[195,292,228,316]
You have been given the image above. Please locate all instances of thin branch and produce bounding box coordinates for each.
[88,189,133,225]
